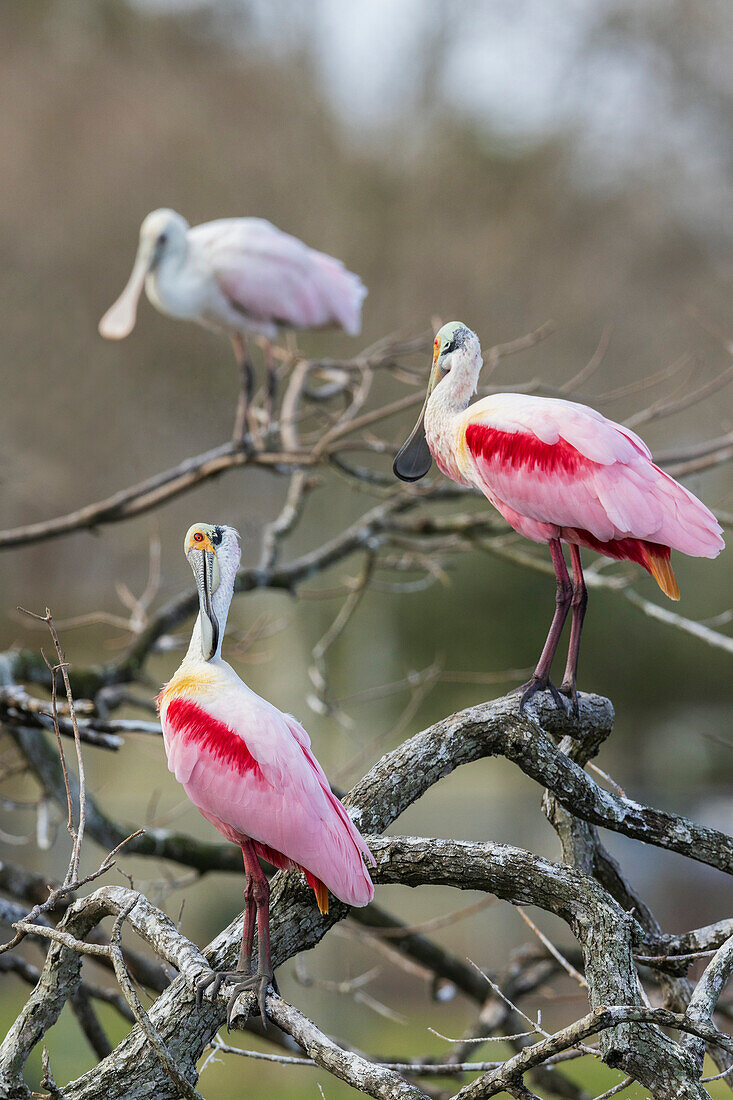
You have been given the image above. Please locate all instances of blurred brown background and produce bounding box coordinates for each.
[1,2,732,1095]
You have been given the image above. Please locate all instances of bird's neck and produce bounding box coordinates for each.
[146,245,197,320]
[425,373,473,436]
[185,615,214,664]
[185,570,235,664]
[424,375,476,486]
[433,368,476,415]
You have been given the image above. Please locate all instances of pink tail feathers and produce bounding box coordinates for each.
[323,856,374,909]
[252,824,373,913]
[312,253,367,336]
[316,810,375,908]
[651,464,724,559]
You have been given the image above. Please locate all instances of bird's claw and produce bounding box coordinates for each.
[225,971,278,1030]
[194,965,277,1030]
[195,967,236,1010]
[232,430,255,456]
[514,676,566,714]
[559,682,580,718]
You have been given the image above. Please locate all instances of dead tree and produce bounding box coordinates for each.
[1,325,732,1098]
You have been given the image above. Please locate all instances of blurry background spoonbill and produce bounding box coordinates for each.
[157,522,374,1023]
[394,322,724,711]
[99,209,367,439]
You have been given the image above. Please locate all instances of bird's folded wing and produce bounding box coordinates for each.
[192,218,365,333]
[164,687,374,906]
[462,394,723,555]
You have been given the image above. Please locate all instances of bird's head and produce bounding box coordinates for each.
[432,322,481,382]
[393,322,481,482]
[139,208,190,261]
[184,522,240,661]
[98,208,190,340]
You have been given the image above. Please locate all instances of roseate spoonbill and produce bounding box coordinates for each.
[157,523,374,1023]
[99,209,367,439]
[394,322,724,711]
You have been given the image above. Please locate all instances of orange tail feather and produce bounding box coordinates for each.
[644,546,680,600]
[304,869,330,914]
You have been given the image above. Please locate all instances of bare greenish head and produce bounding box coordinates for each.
[393,321,481,482]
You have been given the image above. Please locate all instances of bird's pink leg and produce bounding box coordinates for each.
[514,538,572,711]
[194,842,274,1029]
[194,841,275,1027]
[560,543,588,714]
[263,338,277,436]
[238,865,256,973]
[241,840,275,1020]
[231,334,255,443]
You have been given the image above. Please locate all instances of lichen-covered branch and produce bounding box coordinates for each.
[2,324,732,1099]
[2,688,730,1100]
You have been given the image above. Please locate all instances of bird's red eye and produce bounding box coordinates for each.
[193,532,204,543]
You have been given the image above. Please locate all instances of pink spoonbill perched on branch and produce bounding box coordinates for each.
[158,523,374,1024]
[394,322,724,712]
[99,209,367,439]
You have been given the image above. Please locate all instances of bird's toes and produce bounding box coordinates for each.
[224,973,273,1030]
[518,678,544,713]
[518,677,571,715]
[194,968,220,1009]
[196,967,254,1011]
[559,682,580,717]
[547,681,567,710]
[256,975,276,1023]
[226,986,248,1031]
[257,976,272,1026]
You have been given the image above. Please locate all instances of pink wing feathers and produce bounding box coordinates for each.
[462,394,723,574]
[192,218,366,335]
[160,686,374,910]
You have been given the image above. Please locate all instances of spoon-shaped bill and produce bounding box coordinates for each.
[393,360,444,482]
[98,250,151,339]
[187,547,220,660]
[393,408,433,481]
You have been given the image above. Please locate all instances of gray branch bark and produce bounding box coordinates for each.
[4,691,731,1100]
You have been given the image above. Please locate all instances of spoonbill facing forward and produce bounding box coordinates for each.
[99,209,367,438]
[158,523,374,1023]
[394,322,724,711]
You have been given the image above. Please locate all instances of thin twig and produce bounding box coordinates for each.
[108,898,206,1100]
[515,909,588,989]
[17,608,86,884]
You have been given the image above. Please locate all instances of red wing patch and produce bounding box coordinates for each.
[466,424,586,476]
[165,698,264,781]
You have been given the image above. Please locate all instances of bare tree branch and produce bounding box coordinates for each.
[2,323,733,1100]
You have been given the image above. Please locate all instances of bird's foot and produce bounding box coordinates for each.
[512,676,566,714]
[224,969,278,1029]
[231,426,255,454]
[559,680,580,718]
[265,417,280,448]
[195,966,247,1010]
[194,965,278,1029]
